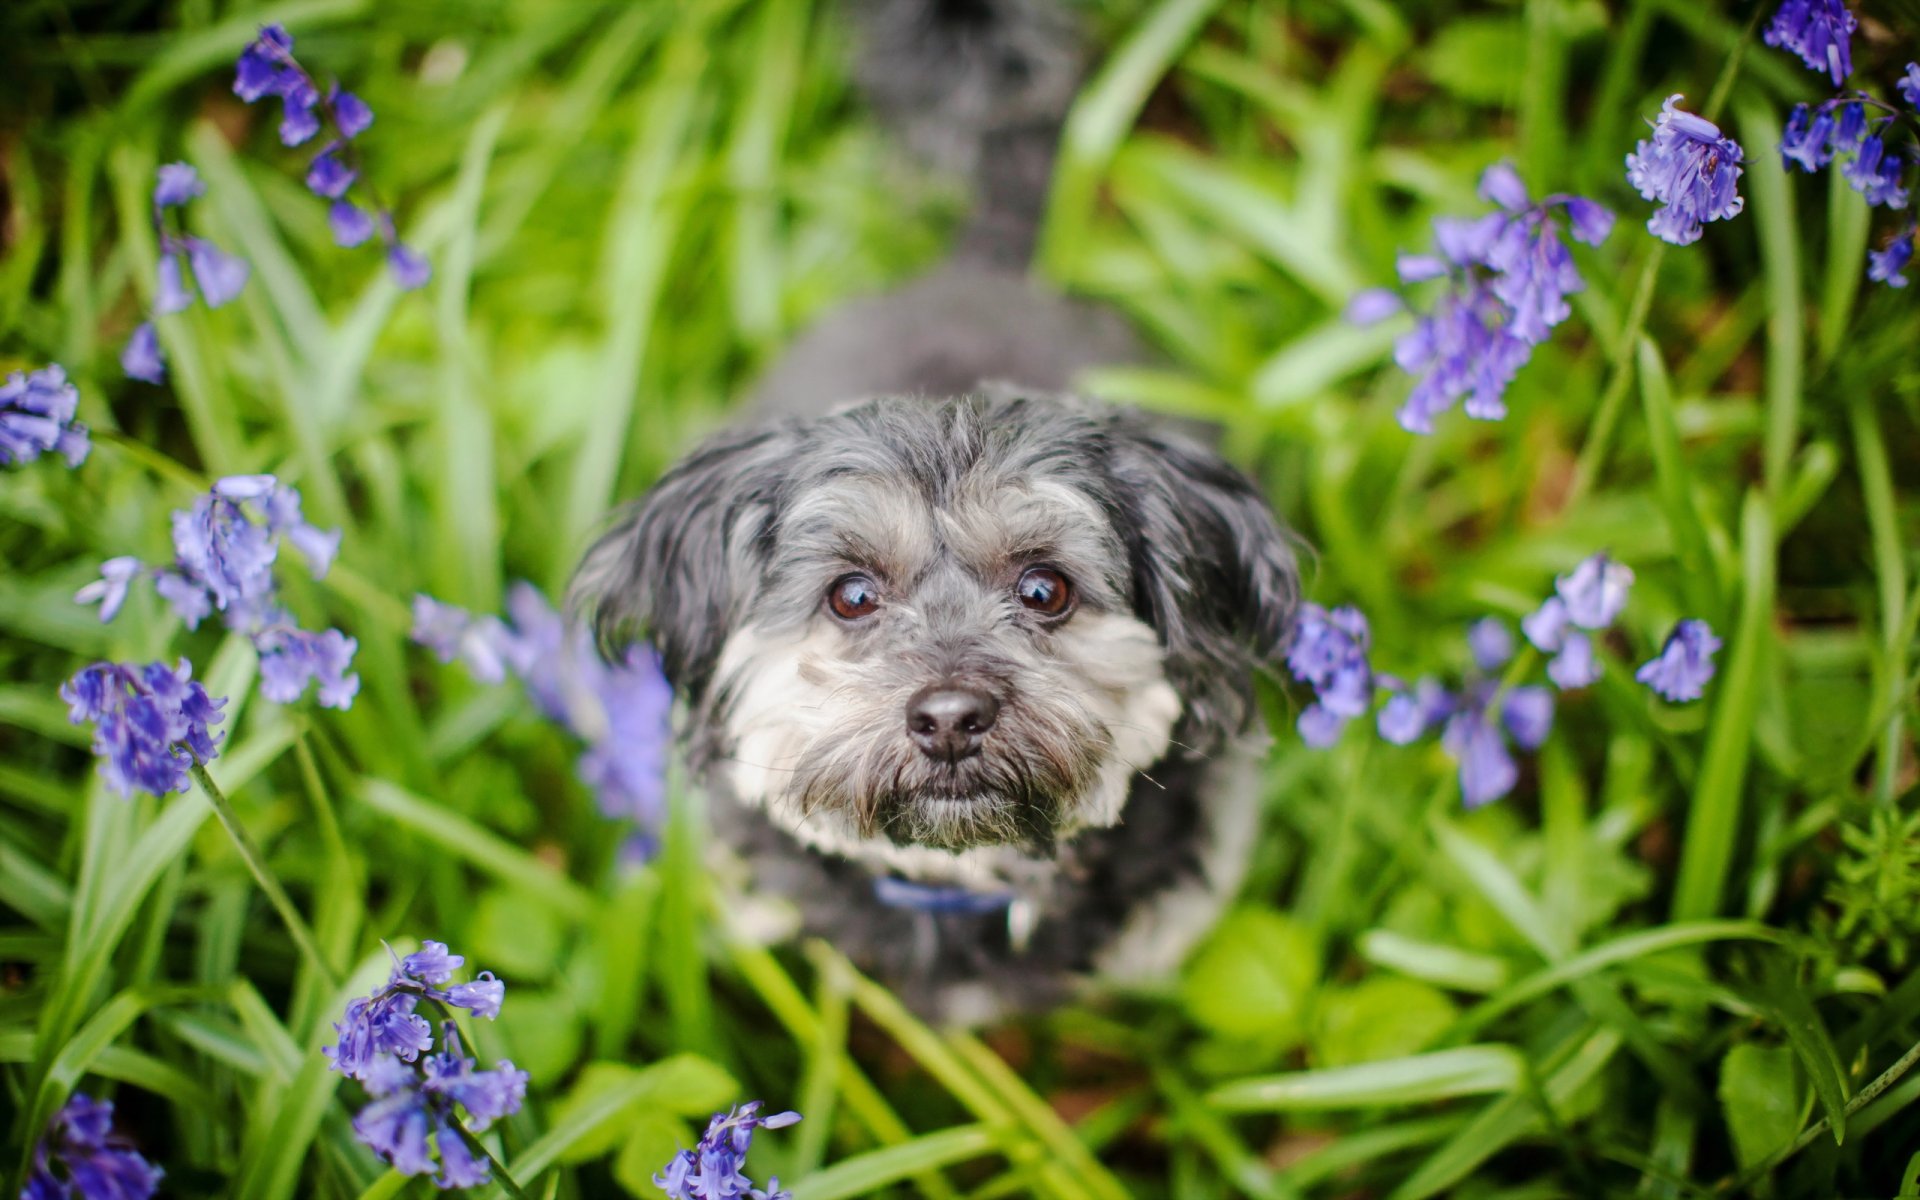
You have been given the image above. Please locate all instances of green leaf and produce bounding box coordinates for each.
[545,1056,740,1165]
[612,1110,696,1197]
[1719,1042,1805,1171]
[1208,1045,1524,1112]
[1180,908,1320,1043]
[1312,978,1457,1068]
[788,1124,1003,1200]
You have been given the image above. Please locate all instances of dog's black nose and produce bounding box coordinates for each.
[906,686,999,762]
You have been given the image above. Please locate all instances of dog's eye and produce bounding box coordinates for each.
[1015,567,1073,617]
[827,573,881,621]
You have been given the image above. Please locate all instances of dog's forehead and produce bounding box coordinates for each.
[778,457,1123,589]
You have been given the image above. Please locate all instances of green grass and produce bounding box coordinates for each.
[4,0,1920,1196]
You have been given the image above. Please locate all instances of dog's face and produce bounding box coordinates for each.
[571,393,1296,859]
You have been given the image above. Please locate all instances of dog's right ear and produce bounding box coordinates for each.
[567,424,795,701]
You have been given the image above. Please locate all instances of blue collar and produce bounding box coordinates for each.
[873,875,1015,916]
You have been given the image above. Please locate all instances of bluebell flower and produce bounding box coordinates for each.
[1780,104,1838,172]
[127,164,250,385]
[152,164,202,211]
[79,476,357,709]
[306,149,357,198]
[331,85,375,138]
[1,364,89,468]
[1522,553,1633,691]
[186,240,252,308]
[1901,64,1920,108]
[388,243,433,291]
[1835,100,1867,145]
[1344,287,1403,326]
[329,199,376,248]
[329,945,527,1190]
[60,659,226,798]
[445,973,505,1021]
[1359,164,1612,432]
[1376,676,1453,745]
[22,1094,163,1200]
[73,557,143,623]
[233,23,429,289]
[154,256,193,315]
[1841,135,1909,209]
[1544,631,1600,689]
[1764,0,1857,86]
[1636,619,1722,701]
[410,585,675,859]
[1501,686,1555,750]
[1869,227,1915,286]
[1443,705,1517,808]
[1556,552,1635,629]
[120,323,166,385]
[1626,95,1746,246]
[1285,603,1374,747]
[656,1104,802,1200]
[1467,617,1513,672]
[257,625,361,709]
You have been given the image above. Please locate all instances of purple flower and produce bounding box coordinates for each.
[23,1095,162,1200]
[154,255,194,315]
[388,243,432,290]
[1376,676,1453,745]
[305,148,357,198]
[402,940,464,985]
[444,972,505,1021]
[1869,227,1915,287]
[74,557,145,623]
[1780,104,1837,173]
[186,240,251,308]
[234,24,295,102]
[326,992,434,1077]
[1764,0,1857,86]
[1636,619,1722,701]
[1544,631,1601,690]
[353,1092,435,1177]
[1443,705,1519,809]
[656,1104,802,1200]
[1467,617,1514,672]
[331,86,375,138]
[330,949,526,1187]
[1835,101,1867,146]
[153,162,205,208]
[1502,686,1555,750]
[121,322,167,385]
[1344,287,1403,326]
[1286,603,1374,746]
[1841,135,1909,209]
[1367,164,1611,432]
[257,625,361,708]
[60,659,226,798]
[409,586,675,858]
[1901,64,1920,108]
[1556,553,1635,629]
[329,199,376,248]
[1626,95,1746,246]
[279,76,322,146]
[1522,596,1571,653]
[1,364,89,468]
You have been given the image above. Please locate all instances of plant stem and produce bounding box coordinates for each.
[1720,1034,1920,1192]
[191,761,340,991]
[450,1115,532,1200]
[1563,3,1761,506]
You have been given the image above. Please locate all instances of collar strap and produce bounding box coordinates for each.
[873,875,1015,916]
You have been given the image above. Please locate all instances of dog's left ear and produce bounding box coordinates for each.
[1107,419,1299,748]
[567,423,797,704]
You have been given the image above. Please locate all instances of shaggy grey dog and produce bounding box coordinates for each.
[571,0,1299,1020]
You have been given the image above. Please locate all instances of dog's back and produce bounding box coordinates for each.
[748,0,1141,420]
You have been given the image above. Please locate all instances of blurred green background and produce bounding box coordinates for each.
[3,0,1920,1196]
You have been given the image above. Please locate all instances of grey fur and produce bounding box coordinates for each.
[566,0,1299,1019]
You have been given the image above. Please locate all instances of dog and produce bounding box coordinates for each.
[569,0,1300,1021]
